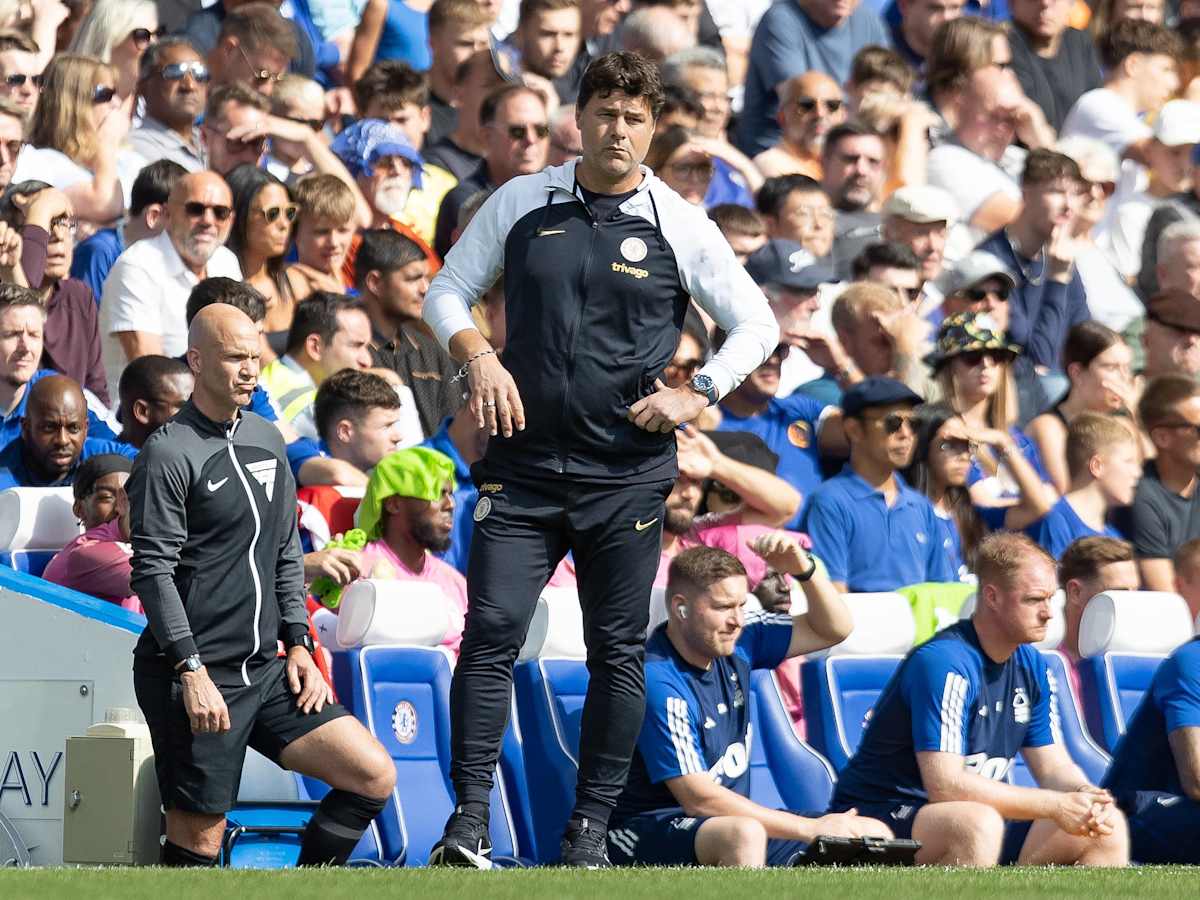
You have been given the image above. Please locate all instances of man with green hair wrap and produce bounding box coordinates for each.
[352,447,469,656]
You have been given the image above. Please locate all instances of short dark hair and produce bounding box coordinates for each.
[286,292,370,354]
[206,82,269,126]
[479,83,544,126]
[354,60,429,115]
[1139,373,1200,431]
[1021,149,1082,187]
[709,203,766,239]
[314,369,401,442]
[130,159,188,216]
[72,454,133,501]
[851,241,921,280]
[1098,18,1181,70]
[849,45,914,94]
[185,277,267,325]
[1063,321,1124,375]
[660,83,704,121]
[219,2,298,61]
[1059,536,1134,588]
[0,282,44,315]
[756,174,825,218]
[518,0,579,30]
[666,546,747,601]
[578,51,665,118]
[821,121,883,161]
[355,229,427,289]
[118,354,191,409]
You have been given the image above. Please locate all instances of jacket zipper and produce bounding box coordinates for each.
[555,195,600,474]
[226,424,263,687]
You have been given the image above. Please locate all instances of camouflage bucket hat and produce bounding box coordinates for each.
[923,311,1021,371]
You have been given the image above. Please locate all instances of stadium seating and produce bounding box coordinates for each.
[0,487,80,581]
[748,670,836,813]
[800,593,914,770]
[0,549,56,577]
[1077,590,1193,752]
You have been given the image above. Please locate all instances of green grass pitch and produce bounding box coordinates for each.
[3,867,1200,900]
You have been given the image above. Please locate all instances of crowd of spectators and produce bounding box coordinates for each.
[0,0,1194,731]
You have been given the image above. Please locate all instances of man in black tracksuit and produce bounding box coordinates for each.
[423,51,779,867]
[129,304,395,867]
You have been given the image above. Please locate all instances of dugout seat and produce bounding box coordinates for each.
[800,593,914,770]
[0,549,56,577]
[1077,591,1193,752]
[0,487,79,552]
[331,643,522,866]
[749,670,836,812]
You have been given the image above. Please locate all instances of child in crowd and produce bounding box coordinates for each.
[289,174,359,293]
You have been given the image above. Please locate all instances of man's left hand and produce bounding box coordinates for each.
[628,380,708,433]
[286,645,332,714]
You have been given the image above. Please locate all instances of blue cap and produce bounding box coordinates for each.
[744,239,834,290]
[841,376,923,418]
[329,119,424,188]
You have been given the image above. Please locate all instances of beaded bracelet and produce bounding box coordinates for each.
[451,348,497,382]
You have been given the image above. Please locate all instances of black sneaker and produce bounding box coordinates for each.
[559,817,611,868]
[428,806,493,869]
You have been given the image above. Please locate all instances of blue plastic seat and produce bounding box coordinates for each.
[1078,652,1165,754]
[800,655,903,771]
[331,644,521,866]
[0,549,56,577]
[748,670,836,813]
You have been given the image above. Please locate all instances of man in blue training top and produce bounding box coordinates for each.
[608,540,891,867]
[830,532,1129,866]
[1103,636,1200,862]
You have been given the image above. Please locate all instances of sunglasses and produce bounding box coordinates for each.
[795,96,843,114]
[865,411,917,434]
[4,73,42,88]
[92,84,117,105]
[1160,421,1200,438]
[963,285,1011,302]
[666,357,703,376]
[505,123,550,141]
[130,25,166,48]
[957,349,1012,368]
[283,114,323,131]
[256,203,298,224]
[159,61,210,83]
[49,214,77,237]
[937,438,973,457]
[237,44,284,85]
[0,138,21,159]
[707,480,741,504]
[183,201,233,222]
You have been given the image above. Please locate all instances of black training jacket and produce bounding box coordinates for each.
[128,401,308,686]
[424,158,778,482]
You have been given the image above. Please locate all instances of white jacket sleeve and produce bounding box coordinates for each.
[422,185,511,352]
[676,212,779,400]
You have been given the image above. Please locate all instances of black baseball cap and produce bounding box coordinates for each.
[841,376,923,418]
[73,454,132,501]
[744,239,834,291]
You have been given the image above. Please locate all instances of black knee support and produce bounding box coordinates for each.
[162,839,218,867]
[297,789,388,866]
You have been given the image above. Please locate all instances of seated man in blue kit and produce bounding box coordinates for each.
[829,532,1129,867]
[1103,634,1200,863]
[607,540,892,868]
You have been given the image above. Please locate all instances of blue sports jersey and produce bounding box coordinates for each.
[716,393,828,529]
[1026,496,1123,560]
[1104,638,1200,797]
[832,620,1060,808]
[613,615,794,821]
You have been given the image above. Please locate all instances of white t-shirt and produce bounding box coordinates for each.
[1097,190,1161,281]
[1075,244,1143,332]
[927,143,1023,242]
[99,230,242,402]
[12,145,146,212]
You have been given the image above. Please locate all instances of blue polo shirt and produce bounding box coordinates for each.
[0,369,121,447]
[716,393,829,528]
[420,418,474,575]
[0,435,137,490]
[286,436,331,480]
[1026,496,1123,560]
[799,464,955,591]
[71,227,125,302]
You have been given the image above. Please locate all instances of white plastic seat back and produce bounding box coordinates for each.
[0,487,80,550]
[819,592,916,657]
[1079,591,1193,658]
[519,586,586,660]
[959,589,1066,650]
[335,579,452,648]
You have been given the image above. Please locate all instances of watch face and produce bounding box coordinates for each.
[692,374,714,391]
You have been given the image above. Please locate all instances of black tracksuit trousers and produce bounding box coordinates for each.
[450,465,673,825]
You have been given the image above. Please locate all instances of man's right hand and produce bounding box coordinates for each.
[180,668,231,734]
[805,809,894,840]
[467,352,525,438]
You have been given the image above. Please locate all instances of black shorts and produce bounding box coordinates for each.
[607,808,813,867]
[134,656,349,814]
[844,799,1031,865]
[1115,790,1200,864]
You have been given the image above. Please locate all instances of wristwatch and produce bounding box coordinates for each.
[177,653,203,674]
[796,551,818,583]
[286,633,316,654]
[687,373,718,407]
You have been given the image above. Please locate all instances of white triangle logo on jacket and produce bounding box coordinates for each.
[246,459,277,502]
